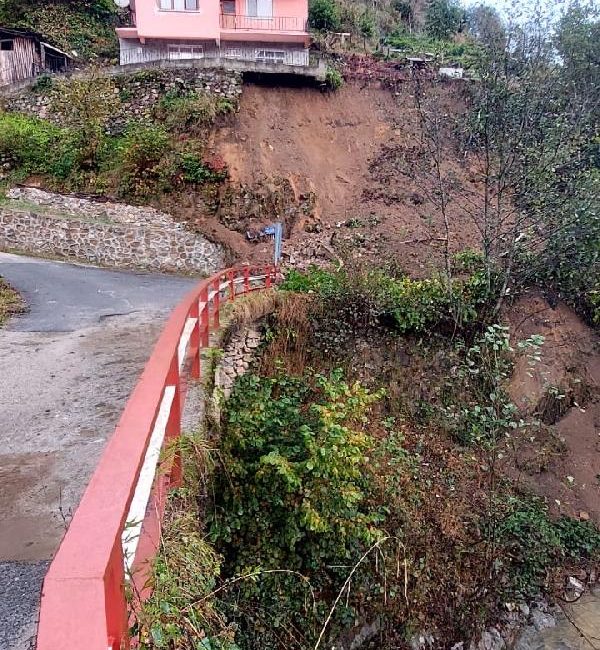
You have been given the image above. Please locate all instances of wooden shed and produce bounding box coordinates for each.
[0,28,71,86]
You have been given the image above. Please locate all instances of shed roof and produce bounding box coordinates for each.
[0,26,73,58]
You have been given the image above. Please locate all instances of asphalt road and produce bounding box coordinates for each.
[0,253,197,650]
[0,252,196,332]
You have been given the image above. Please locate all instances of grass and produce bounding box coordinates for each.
[0,278,23,326]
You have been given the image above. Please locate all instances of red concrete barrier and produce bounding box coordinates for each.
[36,265,278,650]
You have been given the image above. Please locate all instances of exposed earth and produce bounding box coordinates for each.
[0,253,195,650]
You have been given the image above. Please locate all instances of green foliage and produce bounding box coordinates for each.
[210,369,384,569]
[443,325,543,445]
[384,30,481,67]
[0,0,119,59]
[324,67,344,90]
[497,496,600,598]
[359,11,376,39]
[155,91,234,134]
[209,369,386,647]
[51,74,119,166]
[425,0,464,40]
[117,123,171,196]
[135,432,239,650]
[280,265,494,338]
[308,0,341,31]
[0,112,78,179]
[179,152,227,184]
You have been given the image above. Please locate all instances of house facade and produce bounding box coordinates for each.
[116,0,311,68]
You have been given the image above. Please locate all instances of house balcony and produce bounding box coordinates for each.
[219,13,309,43]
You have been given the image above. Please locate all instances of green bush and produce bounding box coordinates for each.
[155,91,234,133]
[0,112,78,179]
[497,496,600,598]
[179,152,227,184]
[308,0,341,31]
[325,67,344,90]
[425,0,464,41]
[280,266,493,336]
[209,369,385,648]
[116,123,171,196]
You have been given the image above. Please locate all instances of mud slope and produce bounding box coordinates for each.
[211,80,481,270]
[216,83,393,219]
[508,293,600,523]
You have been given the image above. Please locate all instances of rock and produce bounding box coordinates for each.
[579,511,590,521]
[469,628,505,650]
[531,607,556,631]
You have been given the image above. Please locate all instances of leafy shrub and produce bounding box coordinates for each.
[497,496,600,598]
[179,152,228,184]
[308,0,341,31]
[325,67,344,90]
[117,123,171,196]
[155,91,234,133]
[0,112,78,179]
[280,266,493,338]
[209,369,386,647]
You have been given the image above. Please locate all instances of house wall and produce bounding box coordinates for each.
[233,0,307,20]
[119,37,309,66]
[0,37,40,86]
[135,0,221,40]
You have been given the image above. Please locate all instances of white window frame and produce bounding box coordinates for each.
[158,0,200,11]
[223,47,244,59]
[168,44,205,59]
[255,49,286,64]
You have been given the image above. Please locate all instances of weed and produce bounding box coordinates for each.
[325,67,344,90]
[496,496,600,598]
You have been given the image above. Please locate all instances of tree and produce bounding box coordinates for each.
[425,0,464,41]
[466,4,506,51]
[308,0,341,31]
[50,71,118,167]
[411,3,600,322]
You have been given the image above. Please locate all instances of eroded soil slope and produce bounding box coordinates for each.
[507,293,600,524]
[205,80,481,271]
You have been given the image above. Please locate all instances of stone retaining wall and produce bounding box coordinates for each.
[215,324,264,399]
[7,67,242,131]
[0,188,223,273]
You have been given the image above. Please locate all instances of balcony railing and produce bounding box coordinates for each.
[220,13,307,31]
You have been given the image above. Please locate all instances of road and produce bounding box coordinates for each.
[0,253,196,650]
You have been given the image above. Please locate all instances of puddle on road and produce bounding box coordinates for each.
[0,452,63,561]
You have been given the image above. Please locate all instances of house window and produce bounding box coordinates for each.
[221,0,235,14]
[159,0,199,10]
[223,47,244,59]
[247,0,272,17]
[0,39,14,51]
[256,49,285,64]
[168,44,204,59]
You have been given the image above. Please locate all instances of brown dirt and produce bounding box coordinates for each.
[506,292,600,524]
[195,79,482,271]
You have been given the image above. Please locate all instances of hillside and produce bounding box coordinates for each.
[0,0,120,59]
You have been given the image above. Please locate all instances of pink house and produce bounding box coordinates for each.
[116,0,311,68]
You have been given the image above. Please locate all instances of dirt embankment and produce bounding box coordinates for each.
[507,293,600,524]
[194,79,481,271]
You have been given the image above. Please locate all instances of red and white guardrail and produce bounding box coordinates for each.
[36,265,278,650]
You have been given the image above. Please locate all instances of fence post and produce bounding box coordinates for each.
[189,299,200,379]
[212,277,220,329]
[228,269,235,301]
[200,286,209,348]
[243,266,250,294]
[265,265,272,289]
[165,353,182,486]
